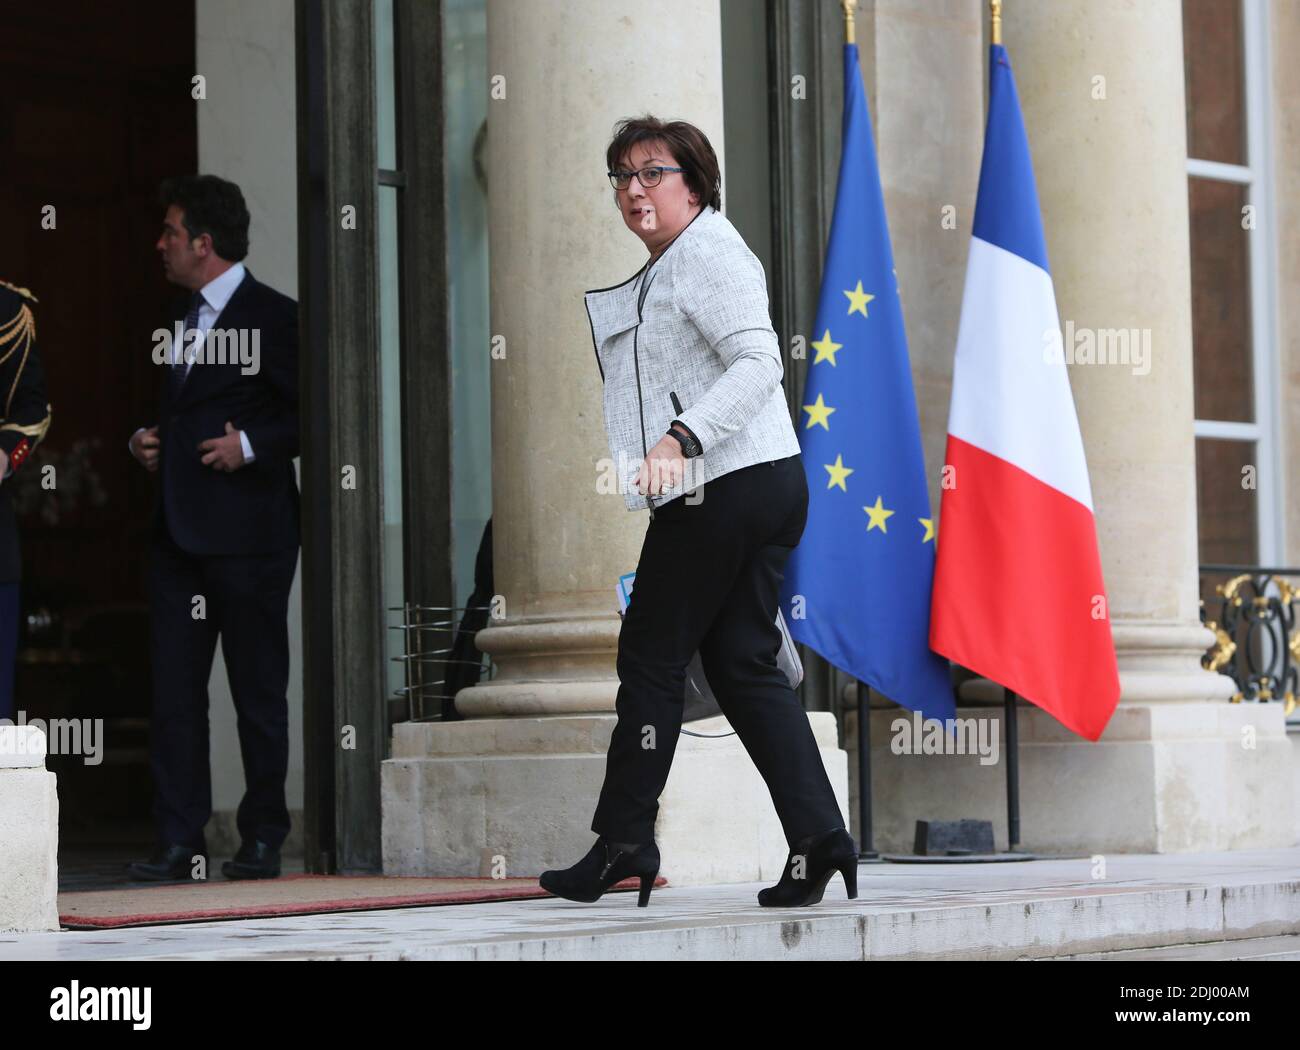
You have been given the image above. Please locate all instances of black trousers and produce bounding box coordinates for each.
[147,525,298,853]
[590,453,844,848]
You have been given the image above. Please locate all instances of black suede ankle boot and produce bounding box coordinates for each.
[539,836,661,906]
[758,827,858,907]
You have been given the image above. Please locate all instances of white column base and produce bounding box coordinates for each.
[0,727,60,932]
[851,700,1295,854]
[382,713,850,886]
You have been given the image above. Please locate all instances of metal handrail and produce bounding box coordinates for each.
[386,602,497,722]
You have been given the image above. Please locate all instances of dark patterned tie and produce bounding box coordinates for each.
[171,291,204,400]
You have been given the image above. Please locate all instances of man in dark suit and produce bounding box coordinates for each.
[0,279,51,723]
[127,174,299,882]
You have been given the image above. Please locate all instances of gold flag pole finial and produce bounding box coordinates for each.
[991,0,1002,45]
[841,0,856,46]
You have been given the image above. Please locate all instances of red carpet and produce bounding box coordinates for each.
[58,873,668,929]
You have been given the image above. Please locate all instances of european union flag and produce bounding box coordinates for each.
[779,41,955,725]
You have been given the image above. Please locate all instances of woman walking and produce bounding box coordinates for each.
[538,117,858,909]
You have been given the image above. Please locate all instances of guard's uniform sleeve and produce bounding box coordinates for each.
[0,282,52,474]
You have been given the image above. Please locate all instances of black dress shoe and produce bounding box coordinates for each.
[222,839,281,880]
[539,836,661,906]
[126,843,209,882]
[758,827,858,907]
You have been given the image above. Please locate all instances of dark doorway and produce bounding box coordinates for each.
[0,0,198,881]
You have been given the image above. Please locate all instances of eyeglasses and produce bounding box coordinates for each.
[607,166,686,191]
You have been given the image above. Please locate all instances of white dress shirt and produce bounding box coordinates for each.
[130,262,255,464]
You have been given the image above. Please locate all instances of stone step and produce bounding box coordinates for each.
[1052,934,1300,961]
[1,848,1298,960]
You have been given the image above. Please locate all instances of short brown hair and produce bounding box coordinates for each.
[604,116,722,212]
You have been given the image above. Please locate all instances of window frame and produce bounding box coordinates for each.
[1187,0,1283,563]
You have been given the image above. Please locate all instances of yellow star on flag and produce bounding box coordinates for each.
[811,329,843,366]
[919,517,935,543]
[802,393,836,431]
[844,280,875,318]
[863,496,894,533]
[825,455,854,492]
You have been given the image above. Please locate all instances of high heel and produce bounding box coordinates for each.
[840,856,858,899]
[758,826,858,907]
[539,836,661,906]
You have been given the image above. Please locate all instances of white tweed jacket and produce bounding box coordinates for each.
[584,204,801,512]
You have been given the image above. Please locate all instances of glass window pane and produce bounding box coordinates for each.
[379,185,405,708]
[1189,177,1253,422]
[1195,436,1259,631]
[446,0,491,608]
[1196,436,1259,616]
[375,0,397,170]
[1196,432,1258,552]
[1183,0,1246,165]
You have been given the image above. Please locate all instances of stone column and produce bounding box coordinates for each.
[867,0,985,542]
[1006,0,1296,853]
[850,1,1291,855]
[381,0,849,883]
[1007,0,1223,705]
[461,0,724,716]
[879,0,1288,855]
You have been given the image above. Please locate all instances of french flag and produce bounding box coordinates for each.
[929,42,1121,742]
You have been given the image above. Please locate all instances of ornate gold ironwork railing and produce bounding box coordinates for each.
[1199,565,1300,717]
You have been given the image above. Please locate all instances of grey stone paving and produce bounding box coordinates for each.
[2,846,1297,961]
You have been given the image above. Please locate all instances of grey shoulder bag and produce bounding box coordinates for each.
[616,606,804,723]
[683,607,803,712]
